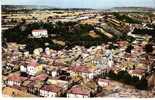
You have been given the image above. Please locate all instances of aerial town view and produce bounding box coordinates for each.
[1,0,155,98]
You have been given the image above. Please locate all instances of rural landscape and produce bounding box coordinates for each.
[1,1,155,98]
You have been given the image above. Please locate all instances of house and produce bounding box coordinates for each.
[27,81,44,95]
[40,84,62,97]
[47,78,69,90]
[32,29,48,38]
[69,66,98,79]
[30,73,48,81]
[45,47,51,56]
[20,62,28,76]
[45,67,58,78]
[27,59,43,76]
[20,64,27,73]
[21,80,32,89]
[98,78,111,87]
[116,41,128,48]
[24,74,48,94]
[67,85,91,98]
[6,74,27,86]
[128,68,145,79]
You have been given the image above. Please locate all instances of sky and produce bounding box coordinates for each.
[1,0,155,9]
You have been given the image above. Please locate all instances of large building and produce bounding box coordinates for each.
[32,29,48,38]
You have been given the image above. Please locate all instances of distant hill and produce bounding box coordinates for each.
[109,7,155,12]
[2,5,94,11]
[2,5,56,10]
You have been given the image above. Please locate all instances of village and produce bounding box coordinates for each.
[2,5,155,97]
[2,29,155,97]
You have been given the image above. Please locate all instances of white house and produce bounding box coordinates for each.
[20,65,27,73]
[33,48,43,56]
[45,47,51,56]
[69,66,98,79]
[40,84,62,97]
[24,51,29,57]
[32,29,48,38]
[105,50,113,68]
[51,69,57,78]
[98,78,111,87]
[27,59,43,76]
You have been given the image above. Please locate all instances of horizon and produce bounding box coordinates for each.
[1,0,155,9]
[2,5,155,10]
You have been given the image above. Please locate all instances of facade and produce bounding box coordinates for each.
[27,81,44,95]
[32,29,48,38]
[6,74,27,86]
[98,78,111,87]
[47,79,69,90]
[20,64,28,76]
[40,84,62,97]
[45,68,58,77]
[69,66,98,79]
[27,59,43,76]
[128,69,145,79]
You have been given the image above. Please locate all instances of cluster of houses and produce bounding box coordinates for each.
[3,40,119,97]
[3,26,155,97]
[4,64,112,97]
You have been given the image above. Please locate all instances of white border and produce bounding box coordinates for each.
[0,3,155,100]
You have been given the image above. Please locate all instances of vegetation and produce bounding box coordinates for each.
[132,28,155,42]
[113,12,142,24]
[125,45,134,53]
[2,22,135,53]
[144,44,153,53]
[112,34,135,43]
[107,70,148,90]
[133,28,155,36]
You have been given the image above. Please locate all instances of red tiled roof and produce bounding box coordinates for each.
[26,81,43,88]
[9,84,24,91]
[7,74,27,82]
[131,68,145,75]
[26,81,36,88]
[28,59,37,67]
[61,67,70,71]
[11,61,20,65]
[67,85,90,96]
[42,54,50,58]
[40,84,62,93]
[32,29,47,32]
[98,78,110,83]
[53,62,65,66]
[100,67,113,71]
[30,74,48,81]
[70,66,95,73]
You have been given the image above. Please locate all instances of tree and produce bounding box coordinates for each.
[108,70,117,80]
[117,70,131,84]
[90,91,95,97]
[125,45,134,53]
[135,78,148,90]
[130,76,139,85]
[144,44,153,53]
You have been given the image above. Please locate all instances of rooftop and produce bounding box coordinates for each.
[40,84,62,93]
[67,85,91,96]
[7,74,27,82]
